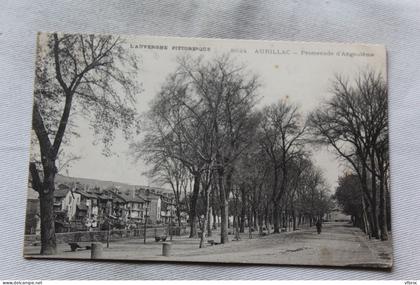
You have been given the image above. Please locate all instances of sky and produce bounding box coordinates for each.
[58,35,386,192]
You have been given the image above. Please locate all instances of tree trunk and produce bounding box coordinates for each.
[211,187,217,230]
[177,209,182,228]
[285,213,288,231]
[248,206,253,239]
[39,169,57,255]
[360,165,373,238]
[370,153,380,239]
[218,167,229,244]
[212,211,217,230]
[199,186,210,248]
[361,193,370,236]
[369,199,379,239]
[240,186,246,233]
[189,173,201,238]
[234,214,240,240]
[207,207,212,238]
[271,167,280,233]
[386,179,392,231]
[379,174,388,241]
[253,208,258,229]
[273,205,280,233]
[265,212,270,235]
[220,201,229,243]
[258,209,264,235]
[239,213,245,233]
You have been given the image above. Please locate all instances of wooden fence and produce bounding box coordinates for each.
[24,225,188,244]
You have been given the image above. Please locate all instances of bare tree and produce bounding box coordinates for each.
[308,70,389,240]
[259,101,306,233]
[286,153,312,231]
[334,173,364,228]
[144,154,189,228]
[234,140,270,235]
[30,32,141,254]
[140,54,260,244]
[139,56,215,238]
[196,55,260,244]
[297,164,330,226]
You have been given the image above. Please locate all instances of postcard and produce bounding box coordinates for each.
[24,32,391,268]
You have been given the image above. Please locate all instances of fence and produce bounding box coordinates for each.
[24,225,188,244]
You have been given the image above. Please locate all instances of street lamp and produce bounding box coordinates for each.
[168,202,174,241]
[106,218,111,248]
[143,200,150,244]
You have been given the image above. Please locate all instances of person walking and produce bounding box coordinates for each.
[316,219,322,234]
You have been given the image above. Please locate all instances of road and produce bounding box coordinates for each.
[24,222,392,268]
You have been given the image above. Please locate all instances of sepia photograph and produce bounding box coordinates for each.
[24,32,391,268]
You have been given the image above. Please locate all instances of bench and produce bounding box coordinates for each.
[207,239,217,246]
[68,242,92,252]
[155,236,167,242]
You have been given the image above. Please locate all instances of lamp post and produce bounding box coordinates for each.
[106,218,110,248]
[143,200,150,244]
[169,203,174,241]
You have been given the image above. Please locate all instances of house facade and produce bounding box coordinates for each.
[134,187,162,224]
[25,174,175,234]
[325,208,351,222]
[75,191,100,229]
[160,194,176,224]
[118,191,146,227]
[25,188,40,234]
[54,184,81,222]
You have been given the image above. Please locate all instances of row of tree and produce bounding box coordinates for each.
[309,71,390,240]
[135,55,335,247]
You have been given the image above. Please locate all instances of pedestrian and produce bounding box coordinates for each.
[316,219,322,234]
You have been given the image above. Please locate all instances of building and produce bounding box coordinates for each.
[325,208,352,222]
[25,188,40,234]
[324,200,352,222]
[160,193,176,224]
[133,187,162,224]
[25,174,175,234]
[74,190,99,229]
[117,191,146,228]
[54,184,82,222]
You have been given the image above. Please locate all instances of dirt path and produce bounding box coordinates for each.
[24,222,392,268]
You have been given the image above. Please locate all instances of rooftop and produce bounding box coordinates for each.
[55,174,172,195]
[118,192,146,203]
[54,188,71,198]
